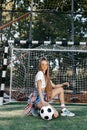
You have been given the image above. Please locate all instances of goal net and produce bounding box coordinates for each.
[6,43,87,103]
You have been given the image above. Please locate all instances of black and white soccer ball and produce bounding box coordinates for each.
[40,105,54,120]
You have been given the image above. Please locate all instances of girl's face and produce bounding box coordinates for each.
[40,60,48,73]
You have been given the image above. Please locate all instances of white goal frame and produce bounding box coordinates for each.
[7,42,87,104]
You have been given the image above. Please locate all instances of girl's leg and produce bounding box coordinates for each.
[51,87,75,117]
[51,87,65,106]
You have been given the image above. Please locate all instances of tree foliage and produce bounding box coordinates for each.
[0,0,87,43]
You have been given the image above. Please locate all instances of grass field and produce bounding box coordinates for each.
[0,102,87,130]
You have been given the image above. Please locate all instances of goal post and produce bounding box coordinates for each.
[6,42,87,103]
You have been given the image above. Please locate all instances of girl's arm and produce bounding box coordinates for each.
[37,80,44,103]
[51,81,69,88]
[37,80,48,105]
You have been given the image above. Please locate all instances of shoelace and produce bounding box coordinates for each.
[65,109,71,114]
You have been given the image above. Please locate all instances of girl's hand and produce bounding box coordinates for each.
[62,82,69,87]
[41,101,49,106]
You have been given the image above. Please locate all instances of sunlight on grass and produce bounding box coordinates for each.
[0,109,24,117]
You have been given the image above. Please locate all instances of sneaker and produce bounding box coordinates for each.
[31,108,39,117]
[61,109,75,117]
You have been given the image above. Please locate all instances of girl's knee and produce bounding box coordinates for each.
[60,87,64,93]
[53,111,59,118]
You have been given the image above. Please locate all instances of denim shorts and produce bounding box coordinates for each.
[33,91,46,107]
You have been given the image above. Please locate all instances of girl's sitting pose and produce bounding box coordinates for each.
[26,57,75,118]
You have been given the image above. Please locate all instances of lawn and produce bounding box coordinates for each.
[0,102,87,130]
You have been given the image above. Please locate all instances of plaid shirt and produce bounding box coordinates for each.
[24,92,37,115]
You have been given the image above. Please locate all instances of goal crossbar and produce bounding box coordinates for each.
[8,40,87,45]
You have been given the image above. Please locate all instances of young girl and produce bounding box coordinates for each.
[28,57,75,118]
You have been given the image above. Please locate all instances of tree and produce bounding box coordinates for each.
[33,12,72,41]
[32,0,87,42]
[0,0,87,44]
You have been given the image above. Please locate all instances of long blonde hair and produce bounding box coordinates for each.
[38,57,52,101]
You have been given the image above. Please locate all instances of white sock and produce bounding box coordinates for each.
[61,104,66,111]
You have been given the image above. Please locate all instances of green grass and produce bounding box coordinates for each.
[0,102,87,130]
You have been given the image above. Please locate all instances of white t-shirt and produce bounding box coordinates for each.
[35,71,46,89]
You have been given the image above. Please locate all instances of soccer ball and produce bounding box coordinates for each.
[40,105,54,120]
